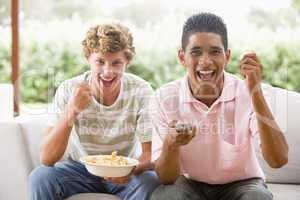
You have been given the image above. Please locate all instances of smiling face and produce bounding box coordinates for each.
[88,51,128,97]
[179,32,231,102]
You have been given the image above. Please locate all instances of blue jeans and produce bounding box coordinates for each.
[28,159,160,200]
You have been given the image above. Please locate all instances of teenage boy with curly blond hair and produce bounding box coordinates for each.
[29,23,159,200]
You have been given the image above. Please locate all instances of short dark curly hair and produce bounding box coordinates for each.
[181,12,228,51]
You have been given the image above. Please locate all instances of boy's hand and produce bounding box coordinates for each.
[166,120,196,148]
[68,81,92,115]
[104,174,132,184]
[104,152,151,184]
[239,51,263,94]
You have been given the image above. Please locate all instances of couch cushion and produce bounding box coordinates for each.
[66,193,121,200]
[257,86,300,184]
[0,121,31,200]
[15,114,49,171]
[267,183,300,200]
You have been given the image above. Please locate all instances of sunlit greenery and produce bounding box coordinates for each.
[1,0,300,103]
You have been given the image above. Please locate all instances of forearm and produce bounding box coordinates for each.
[252,88,289,168]
[135,142,155,172]
[40,107,77,166]
[140,142,154,167]
[155,138,181,184]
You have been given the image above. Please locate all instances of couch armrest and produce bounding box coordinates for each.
[0,120,31,200]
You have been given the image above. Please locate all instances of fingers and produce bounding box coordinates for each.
[240,64,261,72]
[104,175,131,184]
[240,57,262,71]
[168,120,178,128]
[132,165,142,175]
[69,80,93,114]
[77,81,91,91]
[190,126,196,137]
[75,81,92,96]
[239,50,260,62]
[239,51,262,80]
[240,64,261,77]
[174,123,196,146]
[176,123,192,133]
[240,51,262,68]
[240,57,259,66]
[132,163,148,175]
[167,121,197,147]
[129,166,137,176]
[188,126,197,142]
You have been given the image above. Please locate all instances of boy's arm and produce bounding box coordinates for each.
[40,82,92,166]
[240,51,289,168]
[154,134,181,184]
[251,88,289,168]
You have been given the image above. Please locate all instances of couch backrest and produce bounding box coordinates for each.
[17,86,300,183]
[255,85,300,184]
[16,114,48,171]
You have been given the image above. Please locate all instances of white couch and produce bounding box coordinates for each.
[1,85,300,200]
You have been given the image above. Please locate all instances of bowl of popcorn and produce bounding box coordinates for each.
[80,151,139,177]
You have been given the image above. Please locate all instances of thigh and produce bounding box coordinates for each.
[55,160,109,196]
[105,170,160,200]
[217,178,273,200]
[151,175,207,200]
[30,159,107,199]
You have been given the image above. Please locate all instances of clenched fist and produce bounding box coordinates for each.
[239,50,263,94]
[166,120,196,148]
[68,82,92,115]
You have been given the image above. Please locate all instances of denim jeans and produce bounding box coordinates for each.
[28,159,160,200]
[151,175,273,200]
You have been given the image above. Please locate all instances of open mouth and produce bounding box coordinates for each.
[99,76,117,87]
[196,70,215,81]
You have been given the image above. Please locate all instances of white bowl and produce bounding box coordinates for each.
[80,155,139,178]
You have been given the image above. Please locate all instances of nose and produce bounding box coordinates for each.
[100,65,114,78]
[198,53,213,67]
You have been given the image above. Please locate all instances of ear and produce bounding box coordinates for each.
[178,49,186,68]
[224,49,231,68]
[123,59,130,70]
[85,55,91,64]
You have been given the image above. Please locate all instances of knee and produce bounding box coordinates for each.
[135,171,160,189]
[150,185,189,200]
[28,165,57,190]
[239,189,273,200]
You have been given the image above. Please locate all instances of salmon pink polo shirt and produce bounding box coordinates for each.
[150,72,266,184]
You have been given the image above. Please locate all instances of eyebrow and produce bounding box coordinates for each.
[190,46,223,51]
[112,59,124,63]
[210,46,223,51]
[190,46,201,51]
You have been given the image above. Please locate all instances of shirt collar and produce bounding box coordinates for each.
[179,71,236,104]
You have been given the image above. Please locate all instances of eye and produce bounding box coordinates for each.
[211,49,222,56]
[95,59,104,65]
[112,60,124,67]
[190,50,202,56]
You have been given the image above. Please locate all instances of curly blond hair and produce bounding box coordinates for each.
[82,23,135,61]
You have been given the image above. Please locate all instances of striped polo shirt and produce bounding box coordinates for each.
[48,71,153,161]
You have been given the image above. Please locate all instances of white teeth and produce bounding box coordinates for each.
[100,77,114,82]
[198,70,213,75]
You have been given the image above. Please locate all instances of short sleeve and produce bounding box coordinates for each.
[149,93,169,162]
[47,81,71,127]
[135,83,155,143]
